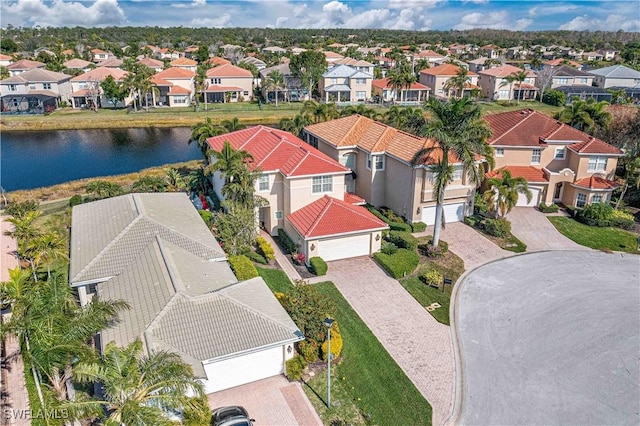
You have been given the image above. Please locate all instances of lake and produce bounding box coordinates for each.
[1,127,202,192]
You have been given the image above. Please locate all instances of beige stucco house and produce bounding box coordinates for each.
[484,109,623,208]
[207,126,388,263]
[477,64,537,101]
[70,66,131,108]
[319,64,373,104]
[205,64,253,103]
[302,115,481,226]
[372,78,430,103]
[150,67,195,107]
[419,63,479,99]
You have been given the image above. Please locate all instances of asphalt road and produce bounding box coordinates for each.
[452,250,640,426]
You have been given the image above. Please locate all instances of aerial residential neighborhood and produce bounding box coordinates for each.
[1,8,639,426]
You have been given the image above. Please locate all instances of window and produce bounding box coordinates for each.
[356,91,366,100]
[498,90,509,98]
[29,84,36,90]
[258,174,269,191]
[342,153,356,170]
[8,84,17,92]
[554,147,566,160]
[355,78,366,85]
[275,211,283,219]
[330,78,337,84]
[495,148,504,157]
[452,168,463,181]
[591,194,602,204]
[367,154,385,171]
[576,193,587,208]
[588,156,607,172]
[579,78,588,84]
[43,83,51,90]
[173,96,188,104]
[531,148,541,164]
[557,78,568,85]
[211,78,221,84]
[307,134,319,149]
[312,175,333,193]
[243,91,249,96]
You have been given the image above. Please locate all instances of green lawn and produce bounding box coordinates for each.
[256,269,433,425]
[548,216,639,253]
[479,100,563,117]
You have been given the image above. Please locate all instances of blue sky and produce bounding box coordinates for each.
[1,0,639,32]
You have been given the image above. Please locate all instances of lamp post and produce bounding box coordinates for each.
[323,317,335,408]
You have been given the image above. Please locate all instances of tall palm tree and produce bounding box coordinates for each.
[413,98,494,246]
[265,70,285,107]
[24,231,67,279]
[556,99,612,136]
[444,67,469,99]
[190,117,226,156]
[340,103,378,119]
[195,62,211,111]
[279,113,310,137]
[68,340,207,426]
[498,73,517,102]
[164,168,187,192]
[482,169,532,218]
[206,140,253,185]
[221,116,246,132]
[508,70,529,104]
[301,100,337,123]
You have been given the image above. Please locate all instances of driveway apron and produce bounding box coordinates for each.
[324,257,454,426]
[508,207,587,251]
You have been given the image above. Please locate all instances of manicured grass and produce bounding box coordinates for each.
[479,100,563,117]
[256,266,293,293]
[400,275,452,325]
[464,217,527,253]
[548,216,639,253]
[308,282,433,425]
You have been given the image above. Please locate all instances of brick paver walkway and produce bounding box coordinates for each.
[323,257,455,426]
[1,218,31,426]
[259,230,302,282]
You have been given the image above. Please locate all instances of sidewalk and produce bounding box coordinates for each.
[259,230,301,282]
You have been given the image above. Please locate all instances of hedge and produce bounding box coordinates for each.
[389,221,412,232]
[309,256,328,276]
[385,230,418,251]
[278,229,296,254]
[482,218,512,237]
[539,202,559,213]
[410,221,427,233]
[366,204,411,232]
[228,255,259,280]
[285,355,306,381]
[256,236,275,261]
[373,249,420,279]
[245,251,267,265]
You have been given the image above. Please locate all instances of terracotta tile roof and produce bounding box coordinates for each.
[208,57,231,66]
[97,57,123,68]
[323,51,344,59]
[205,85,243,92]
[154,67,194,79]
[7,59,45,70]
[544,58,582,68]
[304,115,465,165]
[150,76,171,86]
[416,50,445,58]
[71,66,128,82]
[206,64,252,78]
[420,63,478,76]
[514,83,538,89]
[485,109,619,153]
[572,176,619,190]
[343,193,366,205]
[486,166,548,183]
[170,57,197,66]
[478,64,536,78]
[91,48,107,54]
[372,78,429,90]
[0,54,12,60]
[63,58,92,69]
[287,195,388,238]
[137,57,164,68]
[206,126,349,177]
[334,57,374,67]
[169,86,191,95]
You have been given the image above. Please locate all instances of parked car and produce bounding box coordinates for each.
[211,406,255,426]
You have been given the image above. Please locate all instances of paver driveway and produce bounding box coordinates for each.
[508,207,586,251]
[324,257,455,426]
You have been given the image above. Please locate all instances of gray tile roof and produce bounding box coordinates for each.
[551,65,592,77]
[324,84,352,92]
[323,64,373,79]
[1,68,71,84]
[70,193,225,284]
[588,64,640,79]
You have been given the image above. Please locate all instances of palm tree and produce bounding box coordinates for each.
[444,67,469,99]
[301,100,337,123]
[24,231,67,279]
[206,140,253,186]
[482,169,532,218]
[279,113,310,137]
[221,116,245,132]
[5,210,43,275]
[190,117,226,156]
[194,62,211,111]
[616,144,640,209]
[69,340,207,425]
[556,99,612,136]
[413,98,494,246]
[498,73,517,102]
[508,70,529,104]
[340,103,379,119]
[164,168,187,192]
[265,70,285,107]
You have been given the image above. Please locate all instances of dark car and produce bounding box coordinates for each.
[211,406,255,426]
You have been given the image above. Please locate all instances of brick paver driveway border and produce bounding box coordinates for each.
[507,207,587,251]
[324,257,455,426]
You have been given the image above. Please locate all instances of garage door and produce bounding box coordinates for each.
[317,234,370,261]
[203,346,284,393]
[517,187,541,207]
[421,203,465,226]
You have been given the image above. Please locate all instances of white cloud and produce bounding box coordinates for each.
[2,0,126,27]
[454,10,511,30]
[344,8,391,28]
[559,14,640,31]
[515,18,533,30]
[529,4,578,16]
[190,13,232,28]
[171,0,207,9]
[388,0,441,9]
[463,0,489,3]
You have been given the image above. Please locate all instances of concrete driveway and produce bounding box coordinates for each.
[208,375,321,426]
[451,251,640,425]
[508,207,586,251]
[323,257,455,426]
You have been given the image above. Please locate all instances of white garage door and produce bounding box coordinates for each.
[517,187,541,207]
[203,346,284,393]
[421,203,465,226]
[317,234,370,261]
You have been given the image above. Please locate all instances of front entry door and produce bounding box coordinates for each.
[553,182,563,202]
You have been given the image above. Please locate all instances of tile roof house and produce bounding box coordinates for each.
[588,65,640,88]
[90,48,112,63]
[137,57,164,73]
[372,78,430,104]
[484,109,623,208]
[319,64,374,104]
[205,64,254,103]
[545,65,595,88]
[259,63,308,102]
[6,59,46,76]
[0,54,13,67]
[63,58,93,71]
[70,67,131,109]
[150,67,195,107]
[70,193,303,394]
[170,57,198,72]
[207,126,388,262]
[478,64,538,101]
[0,68,73,113]
[302,115,482,226]
[419,64,479,99]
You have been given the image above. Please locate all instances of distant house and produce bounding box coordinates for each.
[597,49,618,61]
[319,64,373,103]
[323,51,344,65]
[466,57,500,73]
[207,56,231,67]
[588,64,640,88]
[137,57,164,73]
[6,59,46,76]
[205,63,253,103]
[477,64,537,100]
[372,78,430,103]
[70,67,130,109]
[259,63,308,102]
[0,54,13,67]
[69,193,303,394]
[481,45,503,59]
[542,58,583,71]
[546,65,595,88]
[414,49,447,64]
[419,63,479,99]
[262,46,287,54]
[0,68,72,113]
[169,57,197,73]
[290,47,307,55]
[96,57,123,69]
[581,51,604,62]
[63,58,93,72]
[150,67,195,107]
[239,56,266,70]
[333,57,374,75]
[90,48,112,63]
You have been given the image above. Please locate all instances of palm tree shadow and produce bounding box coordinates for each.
[301,379,327,407]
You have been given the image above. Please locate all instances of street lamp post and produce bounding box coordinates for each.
[323,317,335,408]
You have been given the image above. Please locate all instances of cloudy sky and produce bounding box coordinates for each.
[1,0,639,32]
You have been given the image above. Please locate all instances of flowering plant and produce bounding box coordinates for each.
[292,252,306,265]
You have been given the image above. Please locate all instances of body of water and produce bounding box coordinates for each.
[1,127,202,192]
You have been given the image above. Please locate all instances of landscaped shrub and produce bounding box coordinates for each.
[297,340,320,363]
[366,204,411,231]
[69,194,83,207]
[365,204,388,222]
[473,192,488,215]
[418,237,449,254]
[292,252,306,265]
[482,218,512,237]
[373,249,420,279]
[228,255,259,280]
[132,176,167,192]
[539,202,559,213]
[277,283,335,348]
[309,257,328,276]
[321,321,343,361]
[418,243,443,258]
[385,230,418,251]
[198,209,214,227]
[245,250,267,264]
[464,215,481,227]
[611,209,635,230]
[388,221,412,232]
[256,236,275,261]
[4,200,39,218]
[542,89,566,106]
[380,242,398,255]
[285,355,307,381]
[411,221,427,233]
[565,205,578,217]
[278,229,296,254]
[421,269,444,287]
